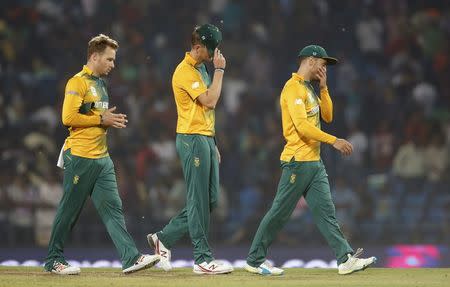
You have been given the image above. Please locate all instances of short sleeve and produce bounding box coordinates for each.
[174,66,208,100]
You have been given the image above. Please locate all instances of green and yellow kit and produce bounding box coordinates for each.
[247,73,353,267]
[45,65,141,271]
[156,53,220,264]
[62,65,109,158]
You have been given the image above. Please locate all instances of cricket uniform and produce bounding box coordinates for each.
[156,53,219,265]
[45,65,140,270]
[247,73,353,267]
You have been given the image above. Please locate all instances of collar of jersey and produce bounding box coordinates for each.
[292,72,310,83]
[83,65,94,75]
[185,52,202,67]
[82,65,101,79]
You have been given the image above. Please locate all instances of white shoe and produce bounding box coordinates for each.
[338,248,377,275]
[193,260,234,275]
[49,261,80,275]
[244,261,284,276]
[123,254,160,274]
[147,233,172,271]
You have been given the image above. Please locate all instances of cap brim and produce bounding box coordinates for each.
[323,57,338,65]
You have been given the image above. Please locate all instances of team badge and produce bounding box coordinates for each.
[73,175,80,185]
[290,174,296,184]
[192,82,200,89]
[307,105,320,116]
[194,157,200,167]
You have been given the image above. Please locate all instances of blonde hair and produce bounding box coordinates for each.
[87,34,119,60]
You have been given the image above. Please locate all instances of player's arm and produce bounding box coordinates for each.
[319,87,333,123]
[62,77,127,128]
[62,77,101,127]
[286,85,336,144]
[317,66,333,123]
[197,48,226,109]
[287,85,353,155]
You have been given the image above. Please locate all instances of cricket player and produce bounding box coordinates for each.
[244,45,376,275]
[146,24,233,275]
[44,34,159,275]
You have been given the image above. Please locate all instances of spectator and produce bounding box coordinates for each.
[340,123,368,181]
[332,177,359,240]
[32,171,63,247]
[355,9,384,62]
[6,175,36,245]
[422,132,448,194]
[370,120,395,172]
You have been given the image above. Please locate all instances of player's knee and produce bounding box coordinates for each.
[311,202,335,218]
[96,197,123,211]
[268,207,289,224]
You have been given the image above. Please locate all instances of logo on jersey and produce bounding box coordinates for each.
[194,157,200,167]
[94,101,109,109]
[192,82,200,89]
[73,175,80,185]
[290,174,296,184]
[295,98,303,105]
[307,105,320,116]
[90,86,98,98]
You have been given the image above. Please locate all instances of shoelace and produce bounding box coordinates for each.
[263,260,274,268]
[135,255,145,265]
[53,262,68,271]
[352,248,364,258]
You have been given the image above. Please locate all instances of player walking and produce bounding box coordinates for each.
[146,24,233,275]
[44,34,159,275]
[244,45,376,276]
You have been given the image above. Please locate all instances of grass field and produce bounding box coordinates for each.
[0,267,448,287]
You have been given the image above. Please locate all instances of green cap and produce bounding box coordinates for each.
[195,24,222,57]
[298,45,338,65]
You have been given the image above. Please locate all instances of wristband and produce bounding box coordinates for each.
[215,68,225,72]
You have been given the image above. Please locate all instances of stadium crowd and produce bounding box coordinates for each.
[0,0,449,248]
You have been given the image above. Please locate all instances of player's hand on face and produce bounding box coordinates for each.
[317,66,327,89]
[332,138,353,156]
[213,48,226,70]
[101,106,128,129]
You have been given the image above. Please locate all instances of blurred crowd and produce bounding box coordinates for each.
[0,0,449,248]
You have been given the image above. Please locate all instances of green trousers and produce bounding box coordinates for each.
[45,150,140,270]
[247,160,353,267]
[157,134,219,264]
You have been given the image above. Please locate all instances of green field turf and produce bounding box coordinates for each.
[0,267,448,287]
